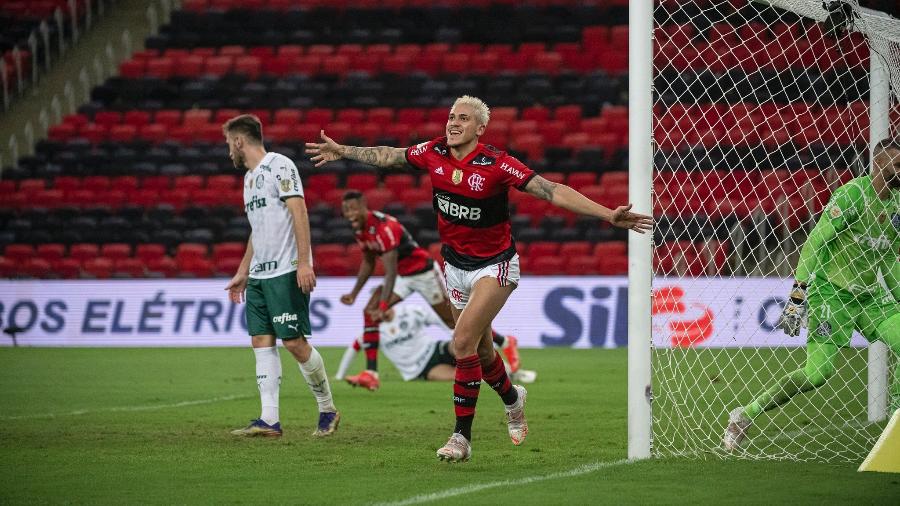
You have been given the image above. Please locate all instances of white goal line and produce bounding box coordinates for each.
[373,458,635,506]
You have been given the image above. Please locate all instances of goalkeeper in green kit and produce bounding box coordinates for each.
[723,139,900,451]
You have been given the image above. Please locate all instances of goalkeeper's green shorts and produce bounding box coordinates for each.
[245,270,312,340]
[807,279,899,347]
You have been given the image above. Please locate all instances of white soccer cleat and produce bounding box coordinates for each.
[722,407,751,451]
[436,433,471,462]
[510,369,537,384]
[505,385,528,446]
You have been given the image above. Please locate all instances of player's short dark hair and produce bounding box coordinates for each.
[874,138,900,152]
[222,114,263,144]
[342,190,365,202]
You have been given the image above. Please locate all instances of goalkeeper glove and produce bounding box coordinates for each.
[777,282,808,337]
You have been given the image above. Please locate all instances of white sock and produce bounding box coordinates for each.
[299,347,336,413]
[254,346,281,425]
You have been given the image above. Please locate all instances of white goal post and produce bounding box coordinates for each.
[629,0,900,461]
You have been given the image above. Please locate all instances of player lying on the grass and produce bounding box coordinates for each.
[307,95,652,462]
[334,303,536,387]
[339,190,520,391]
[222,114,340,438]
[724,138,900,451]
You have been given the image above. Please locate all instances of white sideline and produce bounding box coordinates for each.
[373,458,634,506]
[0,394,254,420]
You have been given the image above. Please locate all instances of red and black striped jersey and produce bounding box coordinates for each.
[354,210,433,276]
[405,137,536,270]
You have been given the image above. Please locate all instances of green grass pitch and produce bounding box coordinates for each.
[0,347,897,504]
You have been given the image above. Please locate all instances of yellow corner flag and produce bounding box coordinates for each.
[859,409,900,473]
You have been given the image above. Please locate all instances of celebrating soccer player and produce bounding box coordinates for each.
[723,138,900,451]
[334,303,535,386]
[339,190,521,391]
[223,115,340,438]
[306,95,652,462]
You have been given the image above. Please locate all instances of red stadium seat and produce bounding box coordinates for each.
[4,244,35,262]
[528,256,565,275]
[597,254,628,275]
[146,256,178,277]
[36,243,66,262]
[114,258,147,278]
[175,243,209,264]
[101,243,132,261]
[22,258,52,278]
[316,256,351,276]
[178,258,214,278]
[346,173,378,189]
[212,242,246,262]
[18,178,47,192]
[559,241,591,257]
[527,241,559,257]
[69,243,99,263]
[383,174,416,194]
[82,257,114,279]
[565,255,600,275]
[214,256,242,276]
[123,110,151,127]
[51,258,81,279]
[363,188,395,212]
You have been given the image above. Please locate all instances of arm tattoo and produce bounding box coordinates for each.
[342,146,408,169]
[532,177,558,201]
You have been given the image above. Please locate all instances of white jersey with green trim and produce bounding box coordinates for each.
[243,152,308,280]
[379,304,448,381]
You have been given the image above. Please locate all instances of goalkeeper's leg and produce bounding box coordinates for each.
[724,342,839,450]
[743,342,840,420]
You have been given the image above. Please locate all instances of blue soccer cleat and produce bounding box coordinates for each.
[312,411,341,437]
[231,419,283,437]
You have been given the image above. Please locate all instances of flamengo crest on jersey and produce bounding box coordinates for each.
[404,137,536,270]
[243,152,308,279]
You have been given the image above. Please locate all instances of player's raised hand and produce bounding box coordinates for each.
[776,282,808,337]
[340,293,356,305]
[305,130,343,167]
[225,273,248,304]
[609,204,654,233]
[297,264,316,294]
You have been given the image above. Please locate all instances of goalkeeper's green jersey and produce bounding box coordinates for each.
[796,176,900,297]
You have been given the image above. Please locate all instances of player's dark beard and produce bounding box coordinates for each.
[233,152,247,170]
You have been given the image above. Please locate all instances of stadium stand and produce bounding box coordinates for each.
[1,0,851,279]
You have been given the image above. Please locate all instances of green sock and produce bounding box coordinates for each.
[743,342,838,420]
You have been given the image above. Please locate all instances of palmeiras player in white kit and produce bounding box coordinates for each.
[307,96,652,461]
[223,114,339,437]
[334,302,536,384]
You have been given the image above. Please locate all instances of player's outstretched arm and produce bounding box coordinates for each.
[305,130,408,170]
[524,175,653,233]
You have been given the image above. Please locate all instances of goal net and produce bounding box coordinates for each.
[649,0,900,462]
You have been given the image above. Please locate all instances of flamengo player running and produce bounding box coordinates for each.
[222,115,340,438]
[339,190,521,390]
[307,95,652,462]
[723,139,900,451]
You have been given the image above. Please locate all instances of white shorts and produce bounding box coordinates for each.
[443,254,520,309]
[392,262,447,305]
